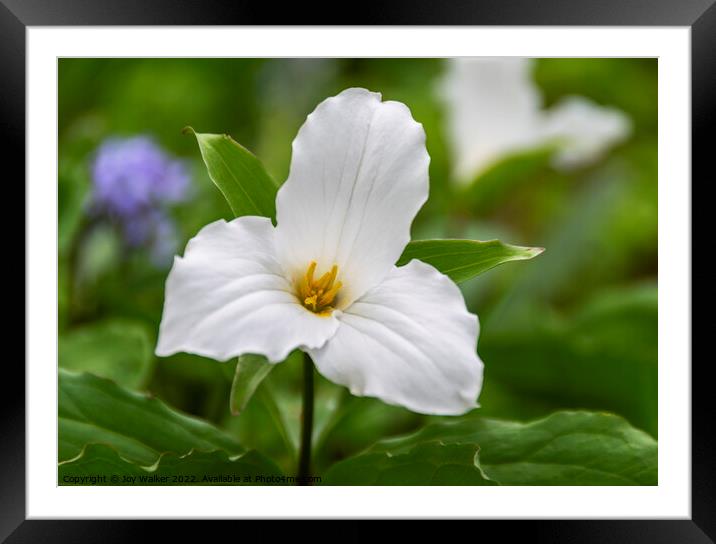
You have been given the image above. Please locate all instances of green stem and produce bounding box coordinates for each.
[297,352,314,485]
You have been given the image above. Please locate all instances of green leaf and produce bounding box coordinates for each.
[397,239,544,283]
[59,369,244,465]
[481,284,658,436]
[364,411,657,486]
[59,444,284,485]
[322,442,497,486]
[230,354,275,415]
[59,319,153,390]
[185,127,278,219]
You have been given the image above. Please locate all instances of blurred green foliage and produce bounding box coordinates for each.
[58,58,657,477]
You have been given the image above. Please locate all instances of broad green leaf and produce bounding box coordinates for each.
[480,284,657,436]
[59,444,284,485]
[322,442,496,486]
[397,239,543,283]
[59,369,244,464]
[185,127,278,219]
[59,319,153,389]
[365,411,657,486]
[230,354,275,415]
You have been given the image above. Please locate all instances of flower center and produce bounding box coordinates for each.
[298,261,342,315]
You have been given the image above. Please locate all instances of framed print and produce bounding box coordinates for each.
[5,0,710,540]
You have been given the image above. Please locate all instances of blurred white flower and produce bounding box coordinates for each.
[156,88,483,415]
[541,96,632,170]
[440,58,632,183]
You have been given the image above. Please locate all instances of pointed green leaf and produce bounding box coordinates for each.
[397,239,544,283]
[324,412,657,485]
[230,354,275,415]
[59,369,244,465]
[59,444,284,485]
[185,127,278,219]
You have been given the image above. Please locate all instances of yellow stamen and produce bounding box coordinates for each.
[318,281,342,307]
[305,261,317,285]
[304,294,318,311]
[297,261,342,315]
[316,265,338,290]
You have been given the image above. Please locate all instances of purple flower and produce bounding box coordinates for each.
[90,136,190,266]
[91,136,190,217]
[121,208,179,266]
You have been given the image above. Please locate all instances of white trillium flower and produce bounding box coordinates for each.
[156,88,483,415]
[440,57,632,183]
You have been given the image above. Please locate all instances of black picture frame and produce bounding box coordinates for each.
[5,0,708,540]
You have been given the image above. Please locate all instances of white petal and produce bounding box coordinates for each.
[541,96,632,170]
[308,260,483,415]
[275,88,430,308]
[440,57,543,183]
[156,216,339,363]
